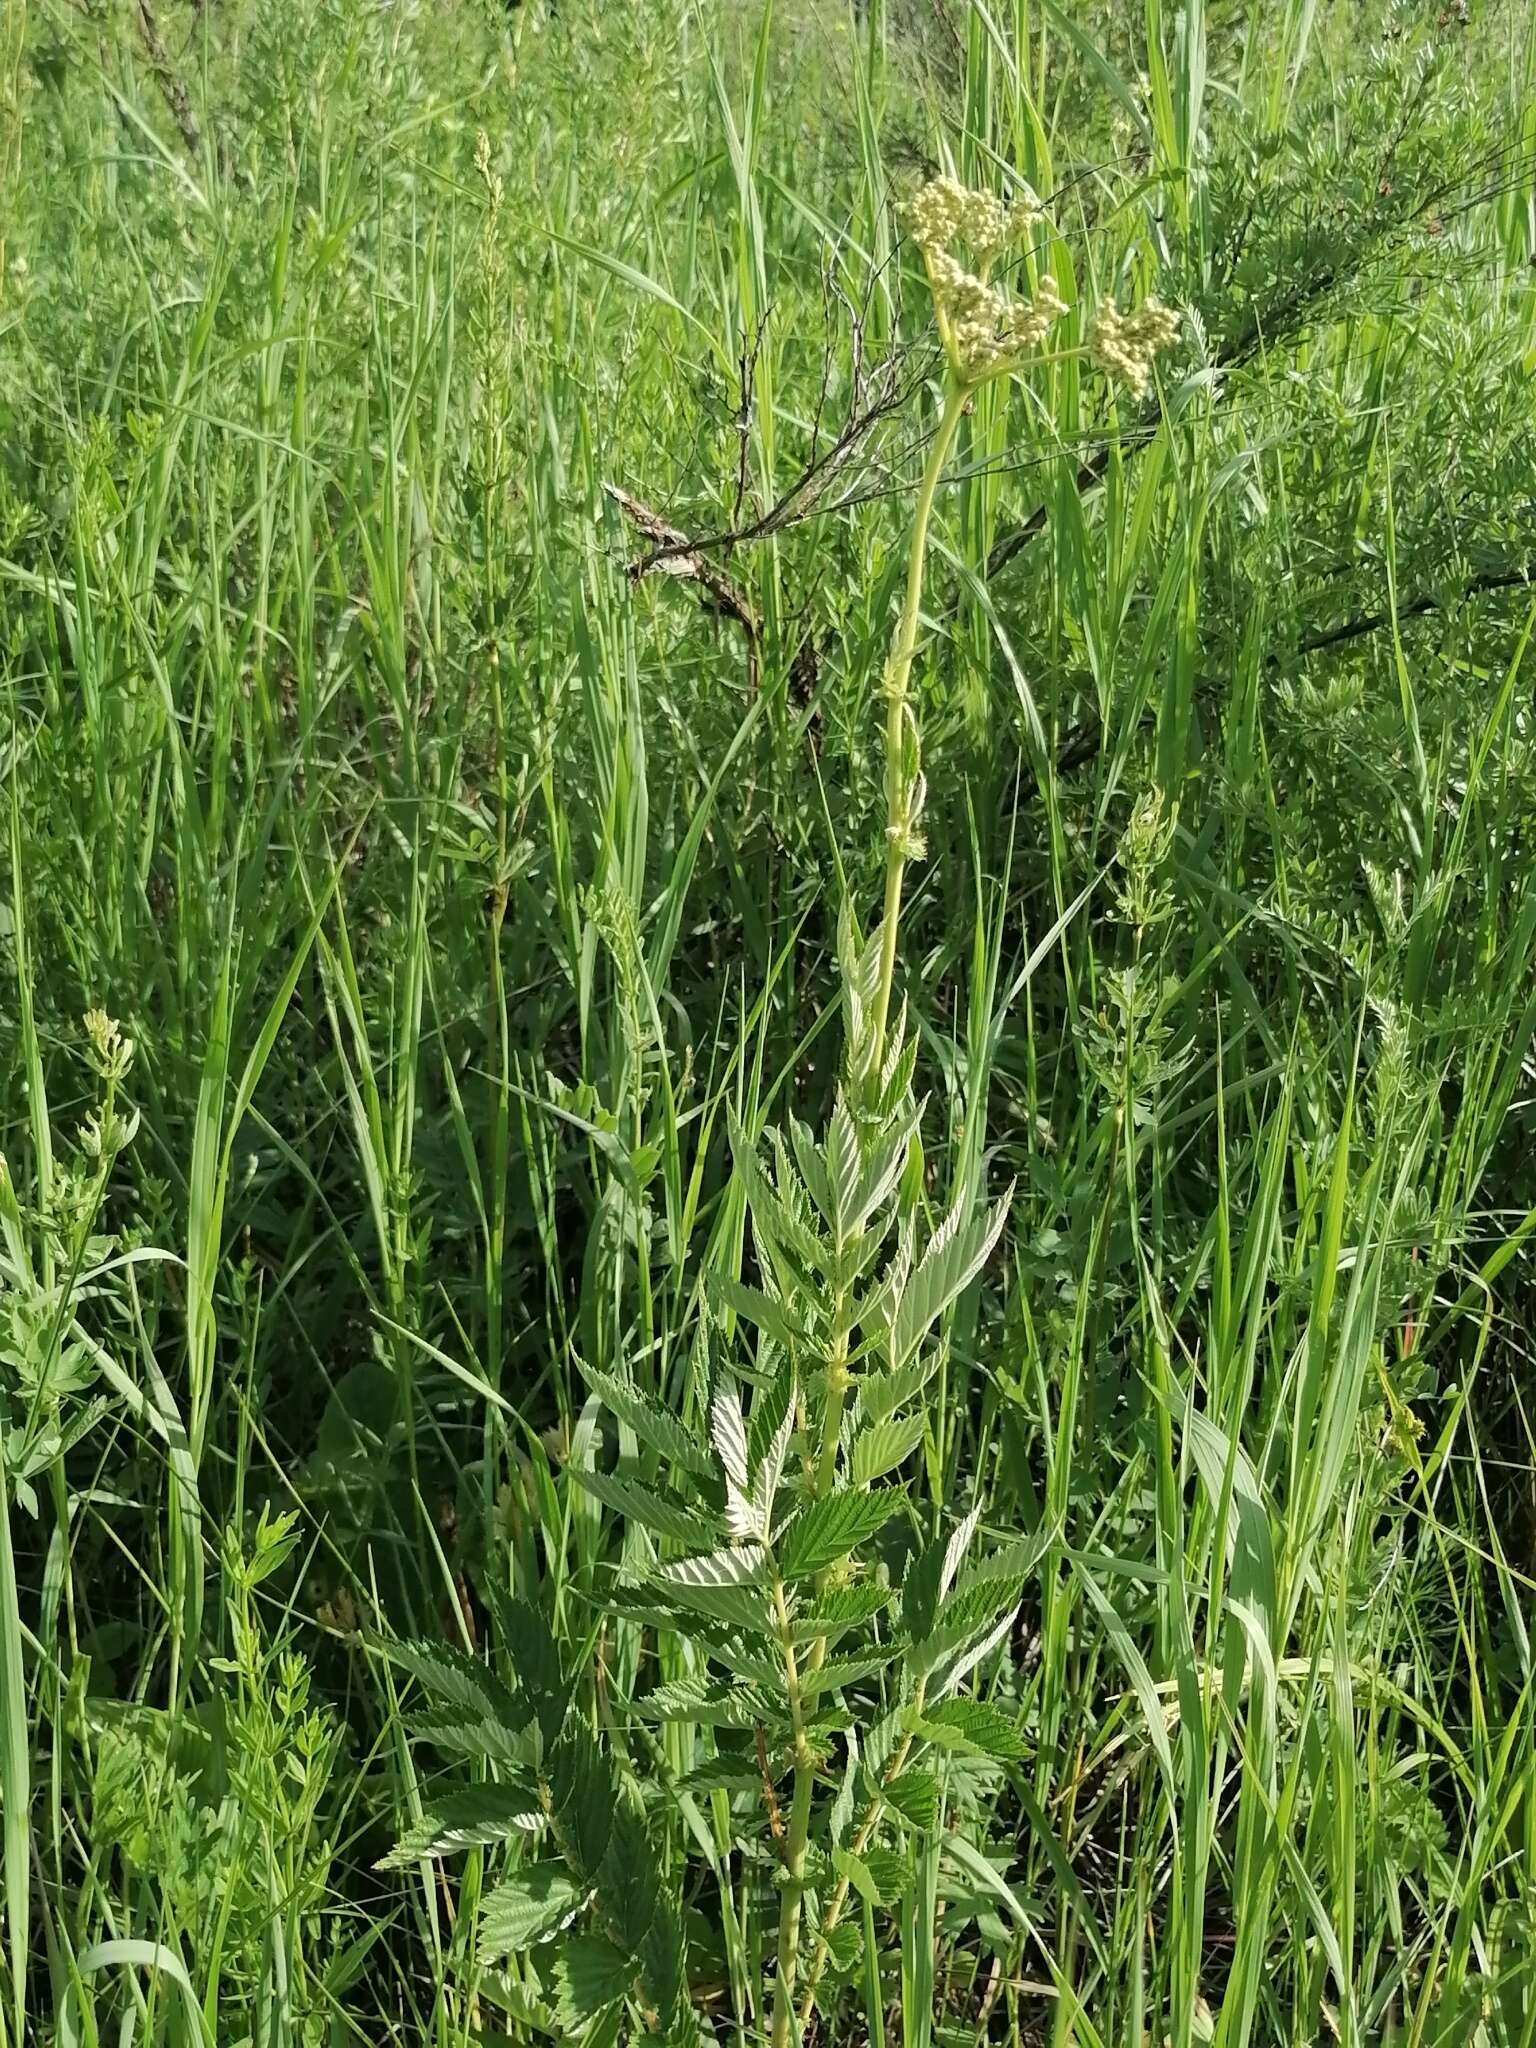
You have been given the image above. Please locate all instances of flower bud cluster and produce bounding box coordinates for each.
[1089,296,1181,398]
[906,176,1061,380]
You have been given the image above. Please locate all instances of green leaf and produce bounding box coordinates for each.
[826,1098,862,1240]
[547,1724,617,1876]
[649,1547,773,1632]
[831,1845,881,1907]
[711,1381,750,1490]
[852,1413,926,1485]
[780,1490,899,1581]
[862,1845,911,1904]
[373,1638,526,1729]
[730,1115,827,1280]
[584,1368,714,1480]
[799,1648,900,1700]
[913,1697,1027,1763]
[913,1570,1020,1645]
[845,1106,918,1238]
[480,1864,584,1956]
[656,1544,765,1594]
[708,1273,810,1354]
[496,1595,570,1749]
[553,1935,636,2029]
[831,1843,908,1907]
[883,1766,941,1831]
[640,1675,775,1727]
[675,1758,762,1799]
[857,1346,943,1429]
[381,1784,543,1867]
[887,1188,1012,1371]
[786,1582,890,1645]
[567,1467,720,1548]
[900,1530,947,1644]
[408,1705,533,1769]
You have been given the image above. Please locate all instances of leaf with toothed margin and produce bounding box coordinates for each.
[780,1490,900,1581]
[567,1467,721,1548]
[380,1783,543,1867]
[552,1935,635,2030]
[911,1696,1028,1762]
[583,1367,714,1480]
[887,1187,1013,1371]
[480,1863,585,1955]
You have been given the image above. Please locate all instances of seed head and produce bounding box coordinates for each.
[920,237,1065,378]
[905,174,1044,267]
[1090,296,1181,398]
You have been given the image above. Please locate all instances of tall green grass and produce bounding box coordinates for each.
[2,0,1535,2042]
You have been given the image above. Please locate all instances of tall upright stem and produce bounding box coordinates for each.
[867,375,969,1072]
[770,375,968,2048]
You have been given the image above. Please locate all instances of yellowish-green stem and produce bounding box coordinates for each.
[867,374,971,1072]
[771,374,968,2048]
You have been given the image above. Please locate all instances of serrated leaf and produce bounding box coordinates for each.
[651,1547,773,1632]
[786,1582,890,1645]
[657,1544,764,1591]
[374,1637,526,1728]
[858,1346,943,1429]
[600,1587,776,1665]
[932,1605,1019,1698]
[887,1188,1012,1371]
[711,1382,750,1497]
[940,1507,982,1599]
[547,1723,615,1875]
[585,1367,714,1479]
[900,1530,946,1644]
[831,1845,882,1907]
[752,1390,796,1533]
[799,1648,900,1700]
[568,1467,720,1548]
[852,1413,926,1485]
[498,1595,571,1748]
[780,1490,899,1581]
[882,1766,941,1830]
[826,1919,864,1973]
[675,1758,763,1799]
[640,1675,774,1727]
[845,1106,918,1238]
[599,1804,662,1951]
[553,1934,635,2029]
[955,1527,1055,1588]
[827,1099,862,1241]
[863,1845,911,1904]
[788,1116,834,1225]
[729,1115,827,1280]
[709,1272,810,1354]
[381,1783,543,1867]
[913,1696,1027,1762]
[480,1863,584,1955]
[908,1572,1021,1665]
[409,1704,535,1769]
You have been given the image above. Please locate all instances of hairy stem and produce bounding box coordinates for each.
[770,1575,817,2048]
[797,1683,928,2023]
[867,375,970,1071]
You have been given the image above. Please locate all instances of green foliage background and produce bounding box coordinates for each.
[1,0,1535,2042]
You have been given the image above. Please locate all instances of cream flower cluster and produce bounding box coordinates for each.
[925,251,1067,375]
[1089,297,1181,398]
[905,174,1041,265]
[906,175,1060,380]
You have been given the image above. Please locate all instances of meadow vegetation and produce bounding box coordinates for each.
[2,0,1536,2043]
